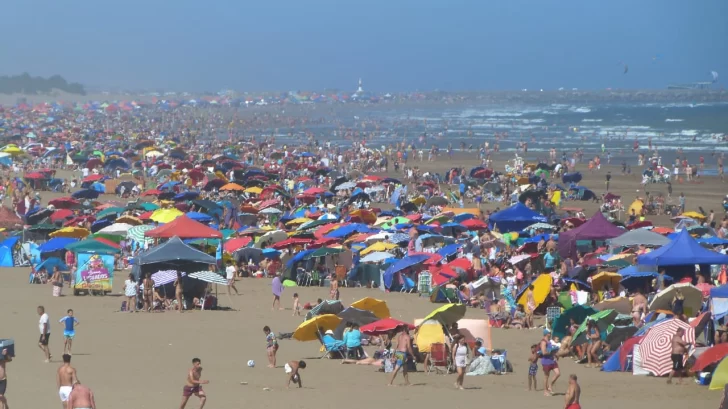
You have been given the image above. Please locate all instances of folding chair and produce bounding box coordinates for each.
[295,267,307,286]
[308,270,321,287]
[428,343,452,374]
[417,271,432,294]
[490,350,508,374]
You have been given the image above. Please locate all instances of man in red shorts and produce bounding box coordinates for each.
[564,374,581,409]
[180,358,209,409]
[540,329,560,396]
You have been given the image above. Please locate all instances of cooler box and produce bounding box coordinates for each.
[0,339,15,358]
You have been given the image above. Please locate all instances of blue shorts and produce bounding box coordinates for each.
[394,351,408,367]
[64,330,75,339]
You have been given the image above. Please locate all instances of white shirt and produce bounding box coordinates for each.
[225,265,236,280]
[39,313,50,334]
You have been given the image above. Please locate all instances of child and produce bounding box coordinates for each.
[264,326,278,368]
[292,293,301,316]
[528,344,538,391]
[549,336,562,360]
[285,360,306,388]
[59,309,79,355]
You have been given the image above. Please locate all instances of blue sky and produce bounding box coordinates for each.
[1,0,726,92]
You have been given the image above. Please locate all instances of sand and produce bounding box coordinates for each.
[0,156,722,409]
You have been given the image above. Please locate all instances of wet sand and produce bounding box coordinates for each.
[0,156,722,409]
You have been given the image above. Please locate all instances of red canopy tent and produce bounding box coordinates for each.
[145,215,222,239]
[0,206,22,229]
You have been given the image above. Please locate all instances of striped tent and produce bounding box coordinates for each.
[127,225,154,244]
[638,318,695,376]
[189,270,228,285]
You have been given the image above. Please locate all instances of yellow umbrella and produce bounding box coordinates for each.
[351,297,391,319]
[292,314,342,341]
[591,271,622,291]
[2,146,23,155]
[286,217,312,226]
[220,183,245,192]
[244,186,262,194]
[423,303,466,326]
[517,273,553,311]
[681,211,706,220]
[115,215,143,226]
[49,227,90,239]
[411,196,426,206]
[360,241,397,256]
[150,208,183,223]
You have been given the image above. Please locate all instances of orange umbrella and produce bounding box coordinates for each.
[220,183,244,191]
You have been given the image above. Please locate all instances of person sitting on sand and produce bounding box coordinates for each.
[466,347,496,376]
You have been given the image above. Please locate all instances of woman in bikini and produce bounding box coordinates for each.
[329,275,339,300]
[174,271,184,313]
[143,273,155,312]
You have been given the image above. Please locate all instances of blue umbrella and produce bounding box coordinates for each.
[437,243,462,258]
[35,257,69,272]
[383,255,430,288]
[71,189,100,200]
[186,212,213,223]
[441,222,466,237]
[262,248,281,259]
[174,191,200,201]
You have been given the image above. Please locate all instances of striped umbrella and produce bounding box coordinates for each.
[127,225,154,243]
[638,318,695,376]
[189,270,228,285]
[151,270,185,287]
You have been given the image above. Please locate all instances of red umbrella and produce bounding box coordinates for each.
[461,219,487,230]
[50,209,74,222]
[638,319,695,376]
[303,187,326,196]
[696,282,713,297]
[271,237,312,250]
[360,318,415,335]
[692,343,728,372]
[223,237,253,253]
[83,174,104,183]
[138,211,154,220]
[85,158,101,169]
[64,216,95,227]
[48,197,80,209]
[24,172,45,180]
[142,189,162,196]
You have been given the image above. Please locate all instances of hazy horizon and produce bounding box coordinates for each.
[2,0,726,92]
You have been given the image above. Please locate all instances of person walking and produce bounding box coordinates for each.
[124,273,138,312]
[37,306,51,363]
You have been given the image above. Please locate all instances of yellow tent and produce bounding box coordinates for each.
[413,319,447,353]
[49,227,90,239]
[710,356,728,390]
[518,273,553,311]
[351,297,390,319]
[150,208,183,223]
[360,241,397,256]
[628,199,644,216]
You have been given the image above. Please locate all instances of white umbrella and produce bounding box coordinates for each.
[508,254,531,265]
[365,232,390,243]
[361,251,394,263]
[145,150,163,158]
[648,282,703,314]
[98,223,134,235]
[526,222,556,231]
[259,207,282,214]
[335,182,357,190]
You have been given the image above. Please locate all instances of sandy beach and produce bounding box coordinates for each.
[0,155,721,409]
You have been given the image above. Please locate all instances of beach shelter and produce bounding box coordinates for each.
[0,236,21,267]
[638,318,694,377]
[383,254,430,289]
[293,314,342,342]
[423,303,466,327]
[637,229,728,267]
[602,335,643,372]
[712,285,728,320]
[648,282,702,315]
[360,318,414,335]
[517,273,553,311]
[149,208,183,223]
[693,344,728,372]
[350,297,390,319]
[571,309,618,346]
[711,357,728,390]
[627,199,644,216]
[608,229,671,248]
[551,305,597,340]
[488,203,547,233]
[145,215,222,239]
[558,211,624,260]
[139,237,216,265]
[413,318,447,353]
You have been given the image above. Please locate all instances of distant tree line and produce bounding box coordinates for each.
[0,73,85,95]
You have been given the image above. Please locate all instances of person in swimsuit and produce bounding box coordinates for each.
[143,273,155,312]
[526,285,536,328]
[452,337,468,390]
[0,348,12,409]
[285,360,306,388]
[264,326,278,368]
[672,289,686,322]
[586,321,603,368]
[388,325,415,386]
[329,276,339,300]
[66,382,96,409]
[564,374,581,409]
[180,358,208,409]
[631,289,648,328]
[174,271,185,313]
[540,329,560,396]
[667,328,690,385]
[57,354,79,409]
[527,344,538,391]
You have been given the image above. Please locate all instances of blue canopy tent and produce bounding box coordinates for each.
[383,254,429,289]
[488,203,547,233]
[0,236,21,267]
[711,285,728,320]
[35,257,69,272]
[637,230,728,267]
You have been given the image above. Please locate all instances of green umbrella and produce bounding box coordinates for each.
[220,229,235,239]
[66,238,120,254]
[306,247,343,258]
[571,309,618,346]
[297,219,331,231]
[92,233,123,243]
[96,207,125,219]
[28,223,59,233]
[551,305,597,340]
[423,303,466,327]
[139,202,160,211]
[127,225,154,243]
[380,216,410,229]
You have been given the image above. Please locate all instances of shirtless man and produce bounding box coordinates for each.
[667,328,690,385]
[388,325,415,386]
[66,383,95,409]
[284,360,306,388]
[57,354,79,409]
[0,348,12,409]
[180,358,208,409]
[564,374,581,409]
[631,289,648,327]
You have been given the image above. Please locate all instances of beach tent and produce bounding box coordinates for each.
[139,237,216,265]
[637,229,728,267]
[712,285,728,320]
[551,305,597,340]
[608,229,671,248]
[413,318,447,353]
[0,236,21,267]
[517,273,552,311]
[711,357,728,390]
[602,335,643,372]
[488,203,547,233]
[145,215,222,239]
[558,211,625,260]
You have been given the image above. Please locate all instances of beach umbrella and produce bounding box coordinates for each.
[254,230,288,248]
[360,241,398,256]
[517,273,553,311]
[648,282,702,315]
[692,343,728,372]
[71,189,100,200]
[423,303,466,327]
[360,318,414,336]
[605,326,639,351]
[306,247,343,259]
[188,270,228,285]
[35,257,69,272]
[638,318,694,376]
[150,208,183,223]
[259,207,282,215]
[337,307,379,327]
[305,300,344,320]
[551,305,597,340]
[293,314,342,342]
[571,309,618,346]
[426,196,449,207]
[127,225,154,243]
[50,209,74,223]
[98,223,133,235]
[223,237,252,253]
[220,183,245,192]
[508,254,531,265]
[350,297,391,319]
[461,219,487,230]
[49,227,90,239]
[151,270,185,287]
[590,271,622,291]
[96,207,125,219]
[360,251,393,263]
[593,296,633,315]
[48,197,81,209]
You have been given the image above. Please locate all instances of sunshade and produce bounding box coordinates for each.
[360,318,415,335]
[127,225,155,243]
[517,273,553,311]
[350,297,391,319]
[188,270,228,285]
[255,230,289,248]
[360,251,393,263]
[571,309,618,346]
[360,241,397,256]
[423,303,466,327]
[49,227,90,239]
[150,208,183,223]
[593,296,633,315]
[551,305,597,340]
[98,223,133,235]
[306,247,343,258]
[590,271,621,291]
[337,307,379,327]
[305,299,344,320]
[96,207,125,219]
[293,314,342,342]
[151,270,184,287]
[693,343,728,372]
[648,282,702,316]
[638,318,694,376]
[220,183,245,191]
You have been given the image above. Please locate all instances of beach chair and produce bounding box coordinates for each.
[320,336,346,359]
[417,271,432,295]
[428,343,452,374]
[295,267,307,286]
[490,350,509,374]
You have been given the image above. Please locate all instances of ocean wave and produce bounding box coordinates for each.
[665,118,684,122]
